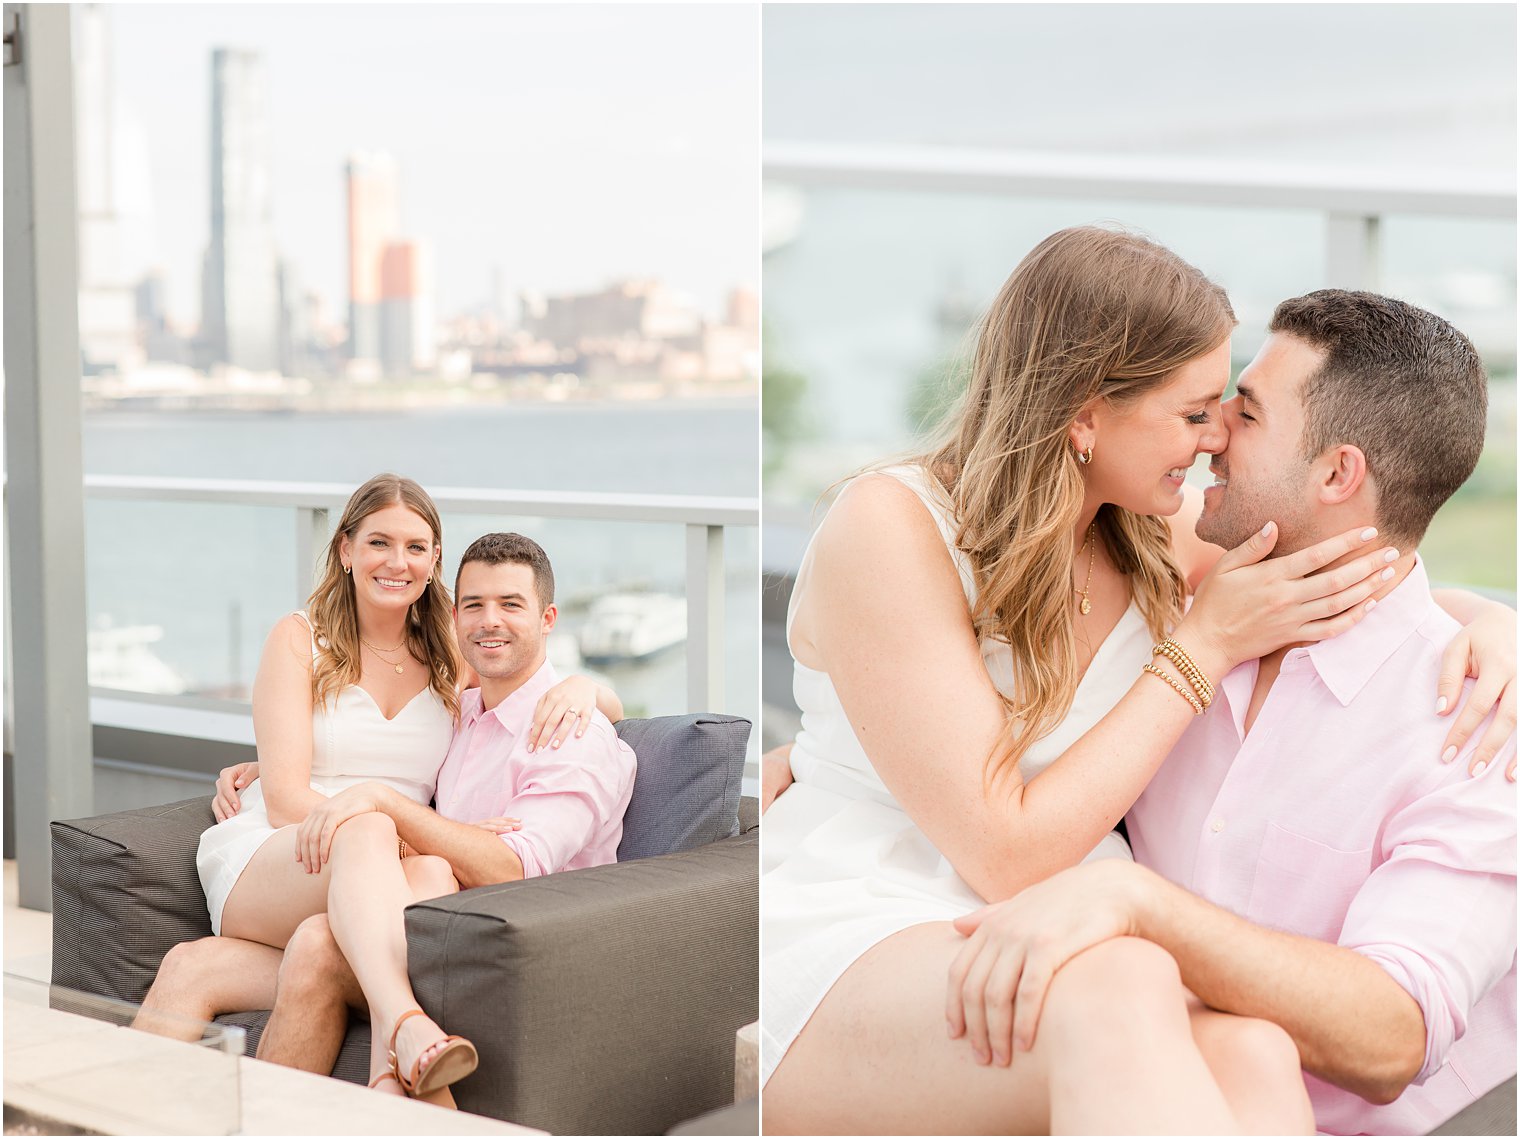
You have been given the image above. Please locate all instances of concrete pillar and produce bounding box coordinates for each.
[4,3,95,910]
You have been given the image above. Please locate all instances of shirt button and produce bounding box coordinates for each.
[1210,817,1226,833]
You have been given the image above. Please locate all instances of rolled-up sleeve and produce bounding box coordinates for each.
[1339,737,1517,1083]
[496,720,634,878]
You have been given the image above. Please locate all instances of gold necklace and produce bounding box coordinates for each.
[1076,524,1096,616]
[360,635,407,675]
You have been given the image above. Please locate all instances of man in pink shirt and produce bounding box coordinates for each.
[390,531,636,885]
[138,532,636,1088]
[950,291,1515,1133]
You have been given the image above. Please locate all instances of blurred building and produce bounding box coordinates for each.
[527,279,702,347]
[726,285,759,333]
[379,239,435,375]
[135,268,191,365]
[73,5,139,374]
[346,152,399,369]
[276,259,313,378]
[203,48,280,372]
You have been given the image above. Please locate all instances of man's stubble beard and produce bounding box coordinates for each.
[1196,466,1316,559]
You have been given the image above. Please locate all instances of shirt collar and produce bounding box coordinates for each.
[482,657,559,736]
[458,686,486,728]
[1302,554,1436,706]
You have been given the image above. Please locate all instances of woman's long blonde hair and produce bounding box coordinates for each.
[306,473,461,721]
[917,226,1235,787]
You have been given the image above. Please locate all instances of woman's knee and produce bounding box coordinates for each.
[1060,937,1182,998]
[402,854,458,899]
[328,810,398,851]
[1042,937,1186,1031]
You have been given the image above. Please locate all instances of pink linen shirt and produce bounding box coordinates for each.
[1128,557,1516,1136]
[433,660,636,879]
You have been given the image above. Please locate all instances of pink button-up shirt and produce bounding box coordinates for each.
[433,660,636,879]
[1129,558,1516,1135]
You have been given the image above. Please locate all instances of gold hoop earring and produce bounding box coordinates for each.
[1077,445,1093,466]
[343,563,351,575]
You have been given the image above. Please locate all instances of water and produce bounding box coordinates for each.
[81,400,759,727]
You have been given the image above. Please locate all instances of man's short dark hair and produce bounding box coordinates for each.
[1269,289,1487,545]
[455,532,555,609]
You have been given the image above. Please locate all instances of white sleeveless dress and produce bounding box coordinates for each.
[195,612,455,935]
[760,465,1155,1085]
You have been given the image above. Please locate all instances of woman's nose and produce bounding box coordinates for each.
[1200,418,1229,455]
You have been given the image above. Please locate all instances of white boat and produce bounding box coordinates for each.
[87,622,188,694]
[578,592,687,664]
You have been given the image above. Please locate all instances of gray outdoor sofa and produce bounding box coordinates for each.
[50,713,758,1136]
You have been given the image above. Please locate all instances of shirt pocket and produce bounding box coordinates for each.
[1244,822,1373,943]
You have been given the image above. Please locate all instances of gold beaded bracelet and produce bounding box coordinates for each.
[1152,639,1214,708]
[398,838,409,860]
[1142,663,1204,715]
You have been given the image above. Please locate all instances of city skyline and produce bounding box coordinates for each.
[98,4,758,329]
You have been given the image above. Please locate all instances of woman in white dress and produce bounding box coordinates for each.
[190,473,616,1100]
[761,228,1511,1133]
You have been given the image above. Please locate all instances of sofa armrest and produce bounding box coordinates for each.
[51,797,214,1004]
[404,831,758,1135]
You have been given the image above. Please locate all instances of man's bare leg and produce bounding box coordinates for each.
[256,913,363,1073]
[133,937,282,1041]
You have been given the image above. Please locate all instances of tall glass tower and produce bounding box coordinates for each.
[346,151,399,369]
[205,47,279,371]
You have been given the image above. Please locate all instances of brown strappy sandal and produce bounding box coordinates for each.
[387,1008,478,1098]
[369,1070,404,1094]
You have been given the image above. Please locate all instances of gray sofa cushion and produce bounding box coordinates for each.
[615,714,750,861]
[407,831,758,1135]
[51,797,215,1004]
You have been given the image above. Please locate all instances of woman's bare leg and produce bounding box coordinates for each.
[765,926,1240,1136]
[219,825,334,949]
[258,854,460,1107]
[1189,1004,1315,1135]
[320,813,462,1087]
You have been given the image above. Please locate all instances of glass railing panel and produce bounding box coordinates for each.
[84,499,296,700]
[764,186,1516,594]
[439,512,759,735]
[1381,215,1516,593]
[764,186,1325,513]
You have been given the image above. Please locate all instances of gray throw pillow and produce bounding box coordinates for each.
[614,714,750,861]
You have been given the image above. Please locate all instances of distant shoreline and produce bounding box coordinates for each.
[81,382,758,417]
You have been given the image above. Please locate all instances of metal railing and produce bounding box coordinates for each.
[763,140,1516,289]
[83,475,759,715]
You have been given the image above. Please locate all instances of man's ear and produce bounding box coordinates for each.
[541,603,558,635]
[1317,444,1369,506]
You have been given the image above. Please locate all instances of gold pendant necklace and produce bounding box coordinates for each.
[360,636,407,675]
[1077,523,1096,616]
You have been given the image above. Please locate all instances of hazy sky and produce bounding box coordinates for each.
[97,4,759,326]
[765,4,1516,169]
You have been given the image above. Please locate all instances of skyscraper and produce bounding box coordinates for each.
[346,152,399,367]
[74,5,138,373]
[379,239,435,376]
[205,47,279,372]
